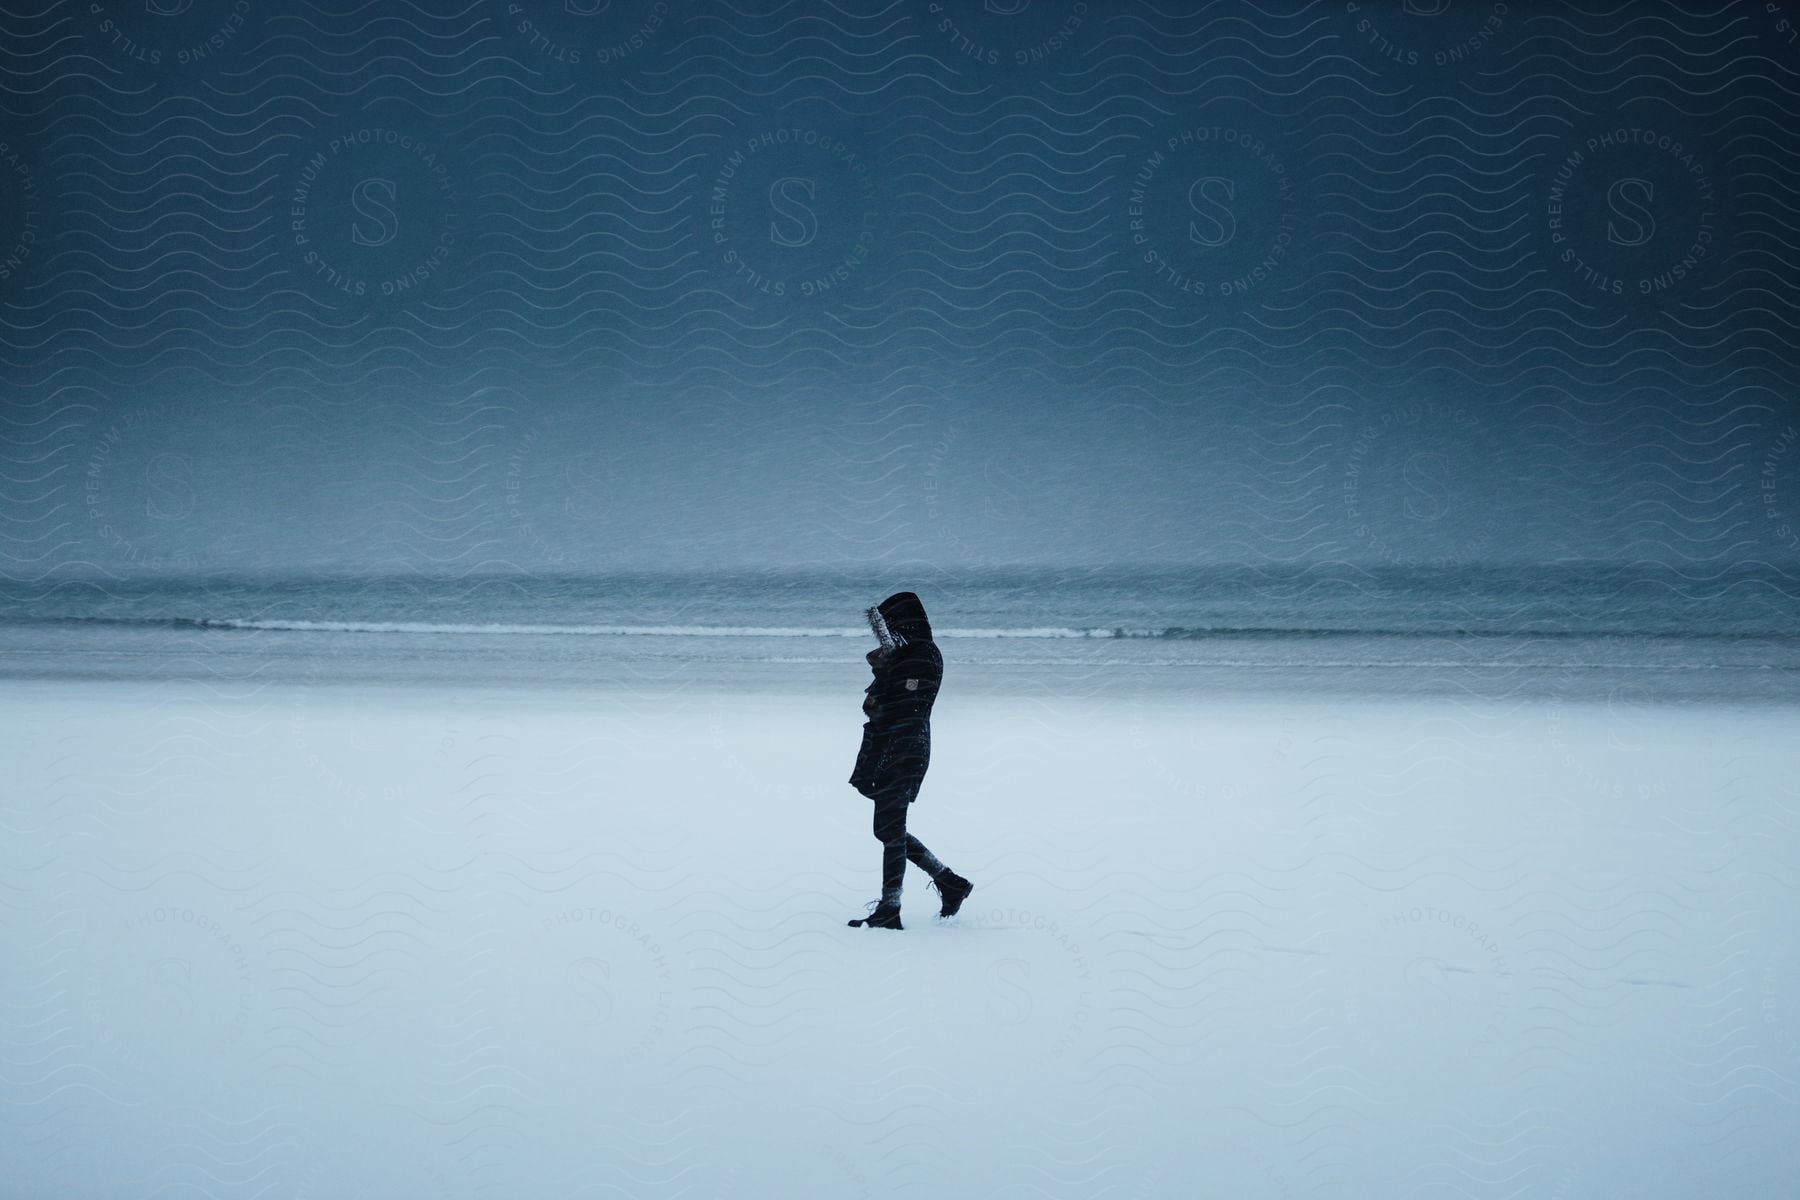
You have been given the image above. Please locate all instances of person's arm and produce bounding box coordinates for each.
[863,646,938,733]
[863,655,901,731]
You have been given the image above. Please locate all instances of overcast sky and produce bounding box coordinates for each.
[2,0,1795,576]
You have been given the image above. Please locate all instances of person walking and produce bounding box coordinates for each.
[847,591,972,930]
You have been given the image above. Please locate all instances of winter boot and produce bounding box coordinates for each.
[931,871,973,919]
[849,898,903,930]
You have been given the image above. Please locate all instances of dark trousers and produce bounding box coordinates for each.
[871,786,946,903]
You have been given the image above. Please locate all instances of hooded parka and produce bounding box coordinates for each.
[848,591,942,802]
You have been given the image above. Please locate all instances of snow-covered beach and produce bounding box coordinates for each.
[10,0,1800,1190]
[6,616,1797,1197]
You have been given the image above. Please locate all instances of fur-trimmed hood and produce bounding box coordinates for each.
[870,591,933,646]
[851,591,941,801]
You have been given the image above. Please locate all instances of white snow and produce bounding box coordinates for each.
[3,674,1796,1198]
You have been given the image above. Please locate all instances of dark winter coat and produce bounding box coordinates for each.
[849,592,942,802]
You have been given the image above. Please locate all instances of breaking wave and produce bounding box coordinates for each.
[21,615,1797,641]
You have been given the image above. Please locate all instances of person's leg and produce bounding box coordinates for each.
[871,793,909,906]
[904,831,946,879]
[900,801,972,917]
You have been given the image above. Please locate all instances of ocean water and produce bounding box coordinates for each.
[4,564,1798,701]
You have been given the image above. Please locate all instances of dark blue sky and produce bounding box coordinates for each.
[2,0,1796,574]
